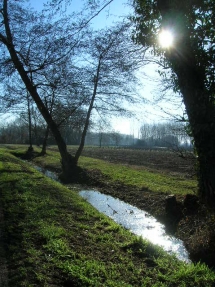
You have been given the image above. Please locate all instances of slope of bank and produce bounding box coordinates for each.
[0,146,215,286]
[28,145,215,267]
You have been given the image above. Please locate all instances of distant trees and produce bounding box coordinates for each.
[0,111,86,146]
[0,116,193,151]
[139,122,192,149]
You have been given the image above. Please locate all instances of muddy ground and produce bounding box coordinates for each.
[66,147,215,268]
[74,146,196,177]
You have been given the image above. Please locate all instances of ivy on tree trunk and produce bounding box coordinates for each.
[159,2,215,202]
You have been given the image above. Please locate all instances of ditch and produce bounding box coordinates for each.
[33,164,191,263]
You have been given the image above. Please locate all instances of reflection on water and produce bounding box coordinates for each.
[79,190,191,263]
[30,164,190,263]
[33,166,59,182]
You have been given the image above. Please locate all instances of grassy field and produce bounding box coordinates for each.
[0,145,215,286]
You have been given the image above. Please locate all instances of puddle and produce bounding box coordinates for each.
[30,164,190,263]
[79,190,191,263]
[33,165,60,182]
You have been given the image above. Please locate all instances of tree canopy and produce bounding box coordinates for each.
[0,0,146,180]
[132,0,215,202]
[132,0,215,95]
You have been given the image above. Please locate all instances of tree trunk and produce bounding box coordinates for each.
[198,156,215,202]
[40,91,55,156]
[74,57,102,162]
[40,125,49,156]
[158,2,215,202]
[99,133,103,148]
[27,92,33,152]
[2,0,76,180]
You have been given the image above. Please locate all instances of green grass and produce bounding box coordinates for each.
[79,157,197,194]
[8,144,197,195]
[35,151,62,170]
[0,146,214,286]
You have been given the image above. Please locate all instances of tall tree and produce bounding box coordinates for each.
[0,0,146,181]
[74,23,146,162]
[0,0,87,180]
[132,0,215,202]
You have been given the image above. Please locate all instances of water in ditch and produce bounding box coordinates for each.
[33,165,60,182]
[32,165,190,263]
[79,189,191,263]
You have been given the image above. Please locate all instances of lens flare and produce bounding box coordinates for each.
[159,30,173,48]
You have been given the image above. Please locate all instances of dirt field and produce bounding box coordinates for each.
[69,146,196,177]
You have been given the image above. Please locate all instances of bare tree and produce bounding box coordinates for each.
[0,0,89,180]
[0,0,146,181]
[74,23,146,161]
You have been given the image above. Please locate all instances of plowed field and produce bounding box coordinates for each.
[69,146,196,178]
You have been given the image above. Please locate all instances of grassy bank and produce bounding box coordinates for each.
[0,146,214,286]
[13,145,197,195]
[79,156,197,194]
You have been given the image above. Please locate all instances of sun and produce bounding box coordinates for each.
[158,30,173,48]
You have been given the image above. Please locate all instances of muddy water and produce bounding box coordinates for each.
[32,165,190,263]
[79,190,191,263]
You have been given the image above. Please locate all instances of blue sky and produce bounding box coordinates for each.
[27,0,181,136]
[29,0,131,28]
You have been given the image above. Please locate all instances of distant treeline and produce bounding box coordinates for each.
[0,118,192,150]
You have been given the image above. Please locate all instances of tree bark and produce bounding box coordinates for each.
[158,2,215,202]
